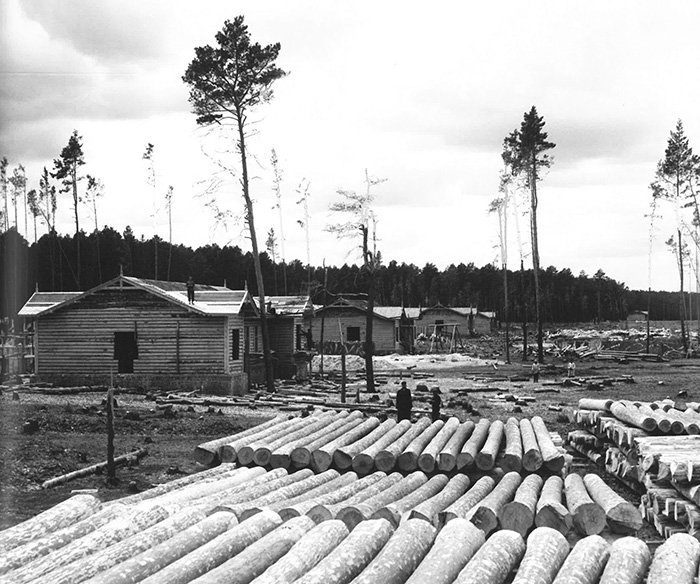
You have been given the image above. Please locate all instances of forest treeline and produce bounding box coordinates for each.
[0,226,691,327]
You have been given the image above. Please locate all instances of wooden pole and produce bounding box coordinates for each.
[106,387,115,481]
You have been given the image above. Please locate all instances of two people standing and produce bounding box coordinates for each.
[396,381,442,423]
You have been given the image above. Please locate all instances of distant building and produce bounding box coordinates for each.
[627,310,649,323]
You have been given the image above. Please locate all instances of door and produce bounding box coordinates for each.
[114,331,138,373]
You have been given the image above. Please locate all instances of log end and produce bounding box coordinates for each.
[437,453,456,473]
[351,454,375,476]
[374,451,397,473]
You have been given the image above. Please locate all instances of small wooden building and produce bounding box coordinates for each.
[416,304,474,338]
[18,275,258,394]
[310,298,397,355]
[473,311,497,334]
[265,295,315,378]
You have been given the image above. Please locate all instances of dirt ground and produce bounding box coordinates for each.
[2,352,699,534]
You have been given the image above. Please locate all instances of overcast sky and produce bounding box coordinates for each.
[2,0,700,293]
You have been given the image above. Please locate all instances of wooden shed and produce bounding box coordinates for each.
[265,295,315,378]
[18,275,258,395]
[310,297,396,355]
[416,304,474,338]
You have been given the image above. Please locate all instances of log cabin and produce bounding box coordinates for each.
[265,295,315,378]
[18,275,260,394]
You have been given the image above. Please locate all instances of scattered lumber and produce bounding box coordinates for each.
[564,473,606,536]
[510,526,569,584]
[40,449,147,490]
[349,519,436,584]
[535,476,572,535]
[498,474,544,538]
[551,535,610,584]
[599,536,651,584]
[404,518,485,584]
[453,529,526,584]
[583,474,643,534]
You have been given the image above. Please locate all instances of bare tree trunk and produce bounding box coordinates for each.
[362,225,375,394]
[529,161,543,363]
[106,387,115,480]
[237,115,275,392]
[72,171,81,288]
[679,229,688,353]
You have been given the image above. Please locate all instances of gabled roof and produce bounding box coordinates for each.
[315,298,393,321]
[18,276,257,318]
[266,296,314,317]
[420,303,476,318]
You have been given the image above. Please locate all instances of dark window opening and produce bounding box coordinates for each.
[347,326,361,342]
[296,325,303,350]
[231,329,240,361]
[435,320,444,336]
[114,331,138,373]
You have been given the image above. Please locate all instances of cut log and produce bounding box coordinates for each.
[502,417,523,473]
[351,419,412,475]
[231,417,313,464]
[307,472,403,523]
[291,414,366,468]
[578,398,613,412]
[37,507,207,584]
[457,418,491,470]
[531,416,564,472]
[599,536,650,584]
[84,511,236,584]
[238,469,343,520]
[292,519,394,584]
[418,417,461,473]
[374,417,431,473]
[498,473,544,538]
[404,518,485,584]
[610,401,657,432]
[408,474,472,526]
[476,419,505,471]
[0,503,124,577]
[349,519,437,584]
[583,474,643,534]
[194,415,287,466]
[41,449,148,490]
[0,493,101,556]
[440,476,496,524]
[134,509,282,584]
[311,417,382,472]
[437,420,475,472]
[264,472,357,515]
[551,534,610,584]
[336,471,427,530]
[5,502,175,584]
[187,515,316,584]
[371,474,449,527]
[398,420,446,472]
[519,418,543,472]
[535,476,573,535]
[646,532,700,584]
[279,472,385,521]
[334,419,398,470]
[453,529,526,584]
[467,471,522,536]
[564,473,606,536]
[269,411,357,469]
[254,412,337,467]
[248,520,349,584]
[511,526,569,584]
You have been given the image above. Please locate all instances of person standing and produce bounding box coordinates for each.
[396,381,413,421]
[430,387,442,422]
[567,361,575,378]
[531,361,540,383]
[186,276,196,305]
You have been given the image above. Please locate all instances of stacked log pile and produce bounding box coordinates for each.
[569,397,700,540]
[195,411,567,479]
[0,465,684,584]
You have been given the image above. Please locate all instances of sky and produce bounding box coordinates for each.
[2,0,700,293]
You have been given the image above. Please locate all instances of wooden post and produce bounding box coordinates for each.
[176,320,180,375]
[106,387,115,480]
[339,319,346,403]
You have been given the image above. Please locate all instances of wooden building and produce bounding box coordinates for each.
[416,304,474,338]
[18,275,259,394]
[473,311,497,334]
[265,295,315,378]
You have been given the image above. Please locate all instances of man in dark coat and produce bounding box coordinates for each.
[396,381,413,421]
[430,387,442,422]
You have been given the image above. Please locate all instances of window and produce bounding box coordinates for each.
[347,326,361,342]
[231,329,240,360]
[296,324,303,350]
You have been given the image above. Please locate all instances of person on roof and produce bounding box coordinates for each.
[186,276,195,304]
